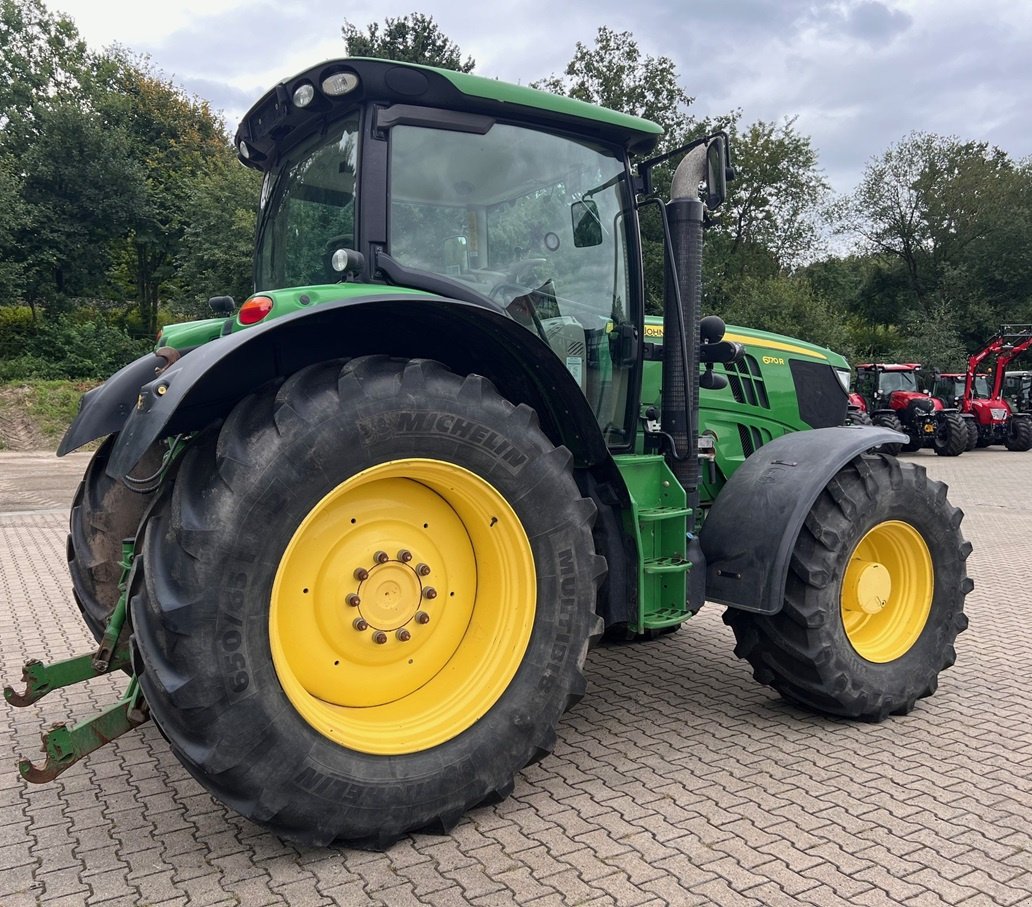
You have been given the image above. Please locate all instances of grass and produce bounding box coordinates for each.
[0,379,99,450]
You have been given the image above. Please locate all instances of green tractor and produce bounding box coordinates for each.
[6,58,970,848]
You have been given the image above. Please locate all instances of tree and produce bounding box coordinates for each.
[894,301,967,371]
[532,27,694,150]
[715,117,830,275]
[175,156,261,311]
[714,273,852,356]
[0,154,27,303]
[831,133,1011,310]
[99,50,238,335]
[341,13,474,71]
[0,0,91,146]
[17,100,143,310]
[830,132,1032,348]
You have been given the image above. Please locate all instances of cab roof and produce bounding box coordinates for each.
[235,57,664,171]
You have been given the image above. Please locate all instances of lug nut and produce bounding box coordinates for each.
[415,611,430,625]
[416,563,431,576]
[354,567,369,582]
[352,617,369,631]
[423,587,438,600]
[372,631,388,645]
[374,550,389,564]
[398,549,413,563]
[346,593,361,607]
[396,628,411,642]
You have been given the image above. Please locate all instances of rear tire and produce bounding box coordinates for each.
[130,356,604,847]
[964,419,979,450]
[871,414,903,455]
[723,453,970,721]
[932,413,968,457]
[68,436,164,640]
[1004,417,1032,451]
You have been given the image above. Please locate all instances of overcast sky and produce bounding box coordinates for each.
[49,0,1032,196]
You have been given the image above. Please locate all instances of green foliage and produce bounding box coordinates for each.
[712,273,853,358]
[830,131,1032,361]
[0,309,150,380]
[1,1,257,343]
[0,154,27,302]
[3,7,1032,383]
[0,0,91,145]
[532,27,694,149]
[18,99,144,300]
[714,118,830,273]
[0,378,100,449]
[342,13,475,71]
[98,49,243,335]
[22,379,96,437]
[175,157,260,311]
[893,302,968,371]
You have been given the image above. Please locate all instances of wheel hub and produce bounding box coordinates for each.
[352,555,433,634]
[844,558,892,614]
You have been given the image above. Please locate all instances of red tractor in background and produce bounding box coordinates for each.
[933,325,1032,451]
[930,373,989,449]
[852,363,969,457]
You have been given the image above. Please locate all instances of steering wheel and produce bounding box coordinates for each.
[507,257,548,285]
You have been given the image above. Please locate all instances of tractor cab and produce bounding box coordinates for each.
[245,77,651,448]
[1003,371,1032,414]
[854,363,936,412]
[853,363,967,455]
[933,373,990,408]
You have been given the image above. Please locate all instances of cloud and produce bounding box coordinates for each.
[48,0,1032,195]
[842,1,913,43]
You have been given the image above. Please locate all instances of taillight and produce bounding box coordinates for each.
[238,296,273,325]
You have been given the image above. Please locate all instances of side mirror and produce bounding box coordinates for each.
[571,200,603,247]
[700,314,726,344]
[700,367,728,391]
[442,235,468,274]
[208,295,235,315]
[705,137,728,210]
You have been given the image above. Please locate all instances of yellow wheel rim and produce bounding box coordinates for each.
[270,458,535,755]
[840,520,933,663]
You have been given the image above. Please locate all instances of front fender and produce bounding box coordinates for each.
[102,293,611,479]
[699,426,904,614]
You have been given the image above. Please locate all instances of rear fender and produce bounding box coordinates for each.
[99,294,610,479]
[699,426,904,614]
[58,353,168,456]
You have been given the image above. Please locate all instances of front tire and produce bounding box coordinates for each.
[130,357,604,847]
[932,413,968,457]
[723,453,971,721]
[871,413,904,455]
[1004,417,1032,451]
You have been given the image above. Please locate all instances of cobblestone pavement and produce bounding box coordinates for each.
[0,447,1029,906]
